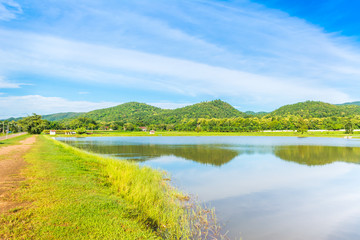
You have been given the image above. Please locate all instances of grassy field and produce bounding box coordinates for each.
[0,133,29,148]
[0,136,221,239]
[50,130,360,138]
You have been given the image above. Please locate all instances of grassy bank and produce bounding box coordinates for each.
[51,130,360,138]
[0,136,219,239]
[0,133,29,148]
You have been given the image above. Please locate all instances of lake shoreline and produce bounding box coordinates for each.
[46,129,360,139]
[57,134,360,239]
[0,135,224,239]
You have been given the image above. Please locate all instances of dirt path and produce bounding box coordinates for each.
[0,136,36,214]
[0,132,27,141]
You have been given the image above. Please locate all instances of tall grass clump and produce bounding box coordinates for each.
[48,137,226,239]
[102,160,189,238]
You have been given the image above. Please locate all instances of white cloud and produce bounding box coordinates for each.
[0,95,119,119]
[1,0,360,110]
[0,94,194,119]
[0,76,21,88]
[0,94,198,119]
[0,0,22,21]
[0,29,355,107]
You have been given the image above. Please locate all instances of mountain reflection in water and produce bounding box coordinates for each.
[67,142,239,166]
[62,139,360,167]
[274,145,360,166]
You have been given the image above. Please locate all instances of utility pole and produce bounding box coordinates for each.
[6,122,9,139]
[2,121,4,134]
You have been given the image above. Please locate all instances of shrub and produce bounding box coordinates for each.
[76,127,87,134]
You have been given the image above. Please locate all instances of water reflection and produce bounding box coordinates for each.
[66,142,239,166]
[61,138,360,167]
[274,145,360,166]
[57,136,360,240]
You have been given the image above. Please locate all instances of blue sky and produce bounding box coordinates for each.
[1,0,360,118]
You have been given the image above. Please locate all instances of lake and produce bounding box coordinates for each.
[56,136,360,240]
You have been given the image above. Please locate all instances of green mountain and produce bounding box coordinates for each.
[151,100,245,124]
[270,101,360,118]
[81,102,168,124]
[42,112,83,121]
[76,100,244,124]
[175,100,245,119]
[7,100,360,124]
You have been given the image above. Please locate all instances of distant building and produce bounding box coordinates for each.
[139,127,147,132]
[149,130,155,134]
[50,130,56,135]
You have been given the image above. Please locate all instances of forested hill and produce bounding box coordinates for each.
[8,100,360,124]
[81,102,168,123]
[78,100,360,124]
[78,100,245,125]
[150,100,246,124]
[42,112,83,121]
[174,100,245,119]
[270,101,360,118]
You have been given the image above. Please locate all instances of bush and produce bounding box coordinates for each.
[76,127,87,134]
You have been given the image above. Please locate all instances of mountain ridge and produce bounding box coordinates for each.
[76,100,245,125]
[4,100,360,122]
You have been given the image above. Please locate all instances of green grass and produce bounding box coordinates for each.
[0,136,199,239]
[51,130,360,138]
[0,133,29,148]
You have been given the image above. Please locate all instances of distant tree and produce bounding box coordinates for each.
[76,127,87,134]
[166,124,175,131]
[297,125,308,134]
[88,123,96,132]
[123,123,135,131]
[109,123,118,130]
[297,118,308,134]
[19,114,46,134]
[43,120,62,130]
[195,125,202,132]
[7,120,20,133]
[345,121,353,134]
[70,117,98,129]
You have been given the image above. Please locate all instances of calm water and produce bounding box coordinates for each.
[57,136,360,240]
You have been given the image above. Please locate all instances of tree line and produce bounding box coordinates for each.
[17,114,357,135]
[8,100,360,135]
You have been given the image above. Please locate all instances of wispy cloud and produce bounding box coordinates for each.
[0,28,355,106]
[0,95,119,119]
[0,94,195,119]
[0,0,22,21]
[0,0,360,112]
[0,76,22,88]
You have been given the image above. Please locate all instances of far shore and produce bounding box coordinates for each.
[45,129,360,138]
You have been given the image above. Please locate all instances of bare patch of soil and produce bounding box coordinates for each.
[0,136,36,214]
